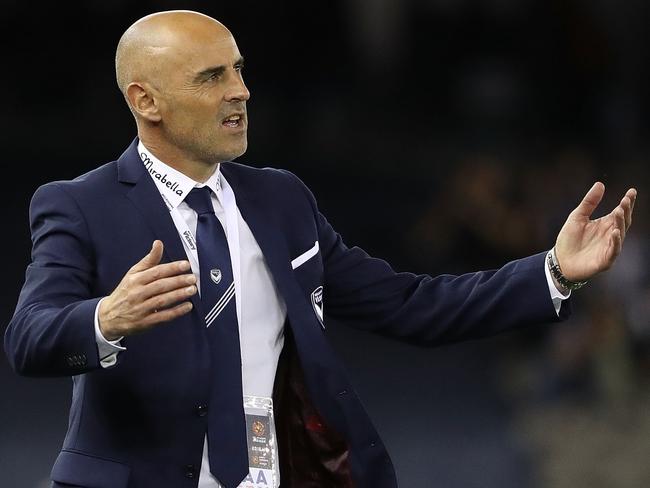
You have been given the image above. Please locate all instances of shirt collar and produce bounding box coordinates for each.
[137,141,222,210]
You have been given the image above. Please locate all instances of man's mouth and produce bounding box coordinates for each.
[222,113,245,129]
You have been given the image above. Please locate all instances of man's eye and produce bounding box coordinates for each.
[235,65,244,72]
[208,72,221,81]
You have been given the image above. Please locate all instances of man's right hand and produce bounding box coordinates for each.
[98,240,197,340]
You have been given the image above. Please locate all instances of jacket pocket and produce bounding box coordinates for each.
[51,449,130,488]
[291,240,319,269]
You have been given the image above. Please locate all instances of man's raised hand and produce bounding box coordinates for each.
[555,182,637,283]
[98,240,196,340]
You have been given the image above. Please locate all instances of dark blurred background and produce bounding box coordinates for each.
[1,1,649,487]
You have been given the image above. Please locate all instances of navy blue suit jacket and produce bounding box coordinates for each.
[5,139,567,487]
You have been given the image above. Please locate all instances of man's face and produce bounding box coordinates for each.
[157,30,250,165]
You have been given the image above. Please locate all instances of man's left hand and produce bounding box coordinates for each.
[555,182,637,282]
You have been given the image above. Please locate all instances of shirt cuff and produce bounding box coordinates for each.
[94,297,126,368]
[544,249,571,316]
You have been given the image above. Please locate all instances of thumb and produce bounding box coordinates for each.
[130,240,164,273]
[572,181,605,219]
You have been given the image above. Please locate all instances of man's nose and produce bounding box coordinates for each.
[225,74,250,102]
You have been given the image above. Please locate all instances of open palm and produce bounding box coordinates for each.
[555,182,636,282]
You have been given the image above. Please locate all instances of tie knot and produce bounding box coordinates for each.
[185,187,214,215]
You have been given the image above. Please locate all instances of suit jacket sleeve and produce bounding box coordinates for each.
[288,172,568,346]
[5,182,102,376]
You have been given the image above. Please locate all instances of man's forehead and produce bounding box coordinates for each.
[182,35,242,71]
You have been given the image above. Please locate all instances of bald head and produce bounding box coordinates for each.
[113,10,250,176]
[115,10,231,97]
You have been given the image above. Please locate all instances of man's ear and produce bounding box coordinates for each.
[125,82,162,122]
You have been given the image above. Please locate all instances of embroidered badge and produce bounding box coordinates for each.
[311,286,324,328]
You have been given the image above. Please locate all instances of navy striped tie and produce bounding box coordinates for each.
[184,187,248,488]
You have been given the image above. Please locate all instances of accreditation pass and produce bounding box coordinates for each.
[239,396,278,488]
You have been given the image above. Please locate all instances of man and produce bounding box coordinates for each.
[4,10,636,488]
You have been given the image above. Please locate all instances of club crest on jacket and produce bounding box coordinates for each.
[311,286,324,328]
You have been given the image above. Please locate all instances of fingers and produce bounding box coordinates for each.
[606,228,623,267]
[130,240,164,273]
[621,188,637,232]
[609,188,637,245]
[142,282,197,316]
[143,301,194,327]
[612,205,626,242]
[126,241,192,288]
[135,260,192,286]
[572,181,605,219]
[141,273,197,301]
[629,188,637,213]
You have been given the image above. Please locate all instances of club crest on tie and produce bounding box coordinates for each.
[311,286,324,328]
[210,268,222,285]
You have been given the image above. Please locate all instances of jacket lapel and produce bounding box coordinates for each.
[221,164,300,311]
[117,139,202,314]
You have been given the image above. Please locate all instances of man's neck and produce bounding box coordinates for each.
[138,135,218,183]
